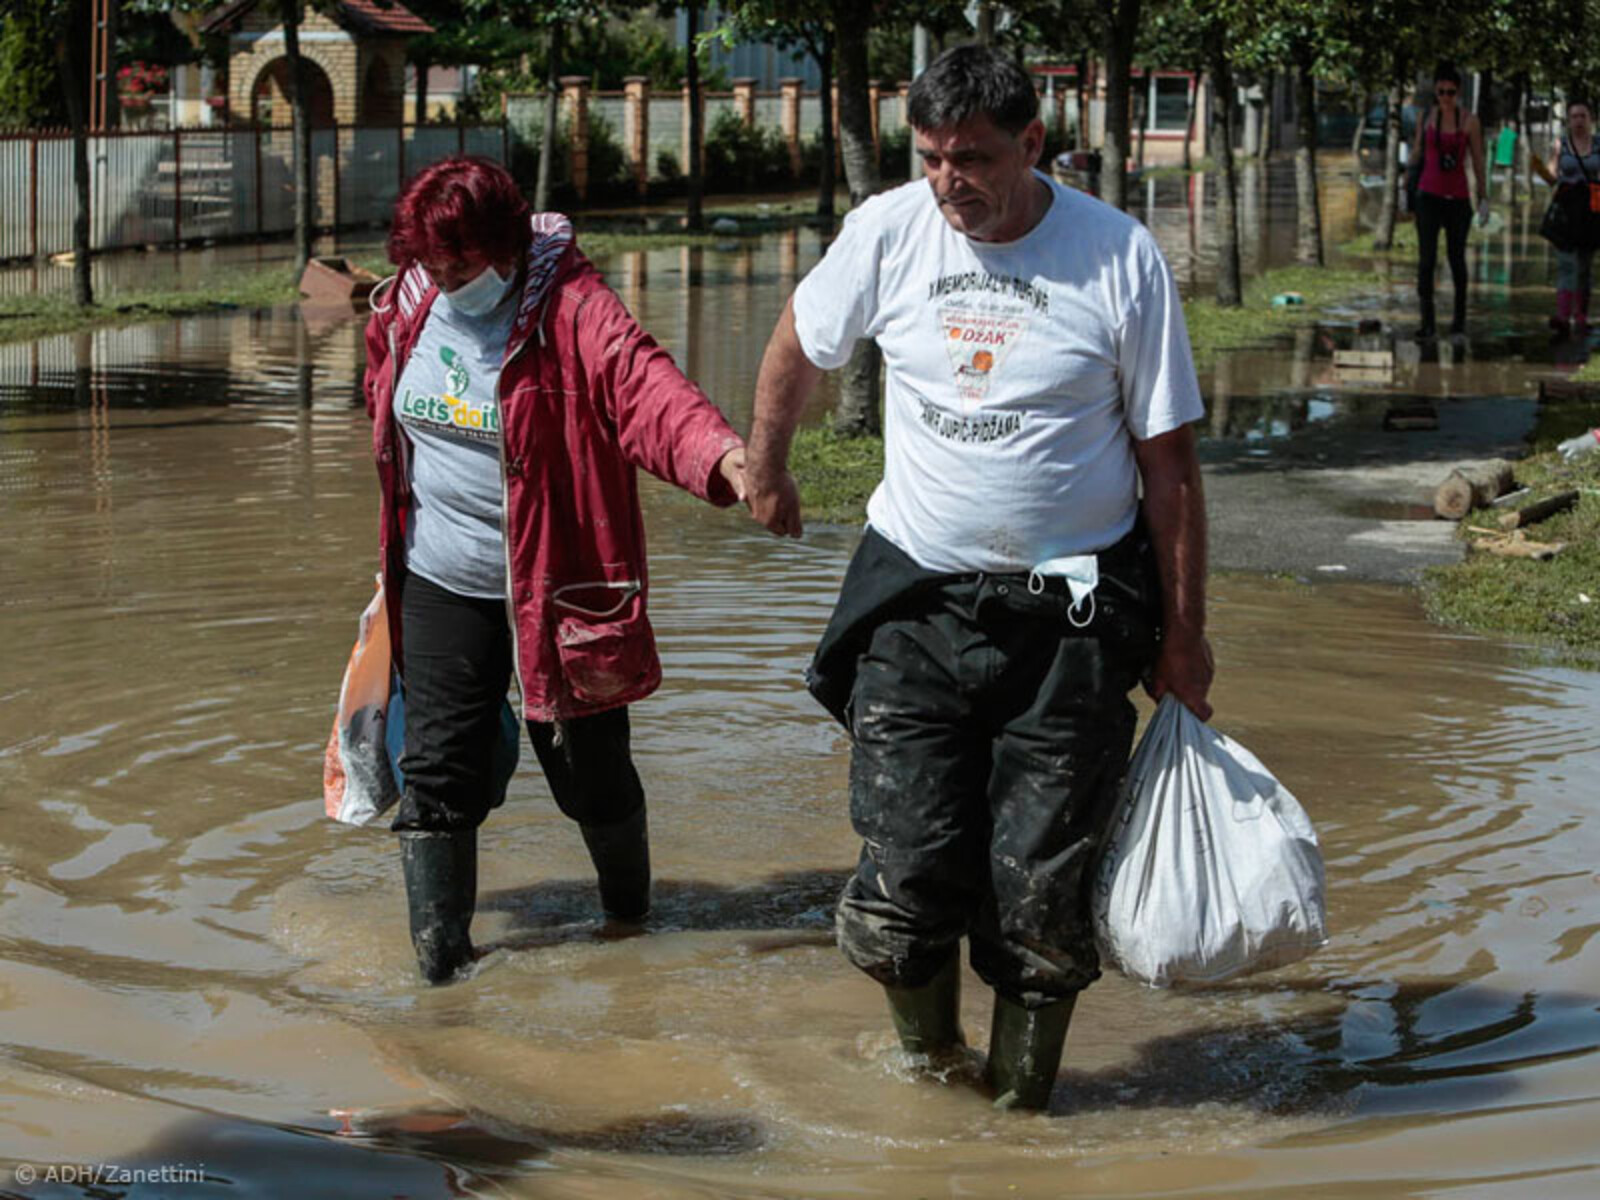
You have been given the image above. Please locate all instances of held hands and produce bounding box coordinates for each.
[1476,199,1491,228]
[743,462,804,538]
[1144,628,1215,723]
[717,446,748,502]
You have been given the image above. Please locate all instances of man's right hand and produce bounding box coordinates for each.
[745,468,804,538]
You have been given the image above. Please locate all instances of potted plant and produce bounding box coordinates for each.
[117,61,170,127]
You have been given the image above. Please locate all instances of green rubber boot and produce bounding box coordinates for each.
[984,992,1075,1111]
[579,807,651,923]
[399,830,477,984]
[883,952,965,1056]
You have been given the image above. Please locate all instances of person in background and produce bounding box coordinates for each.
[743,46,1211,1111]
[1532,99,1600,339]
[1410,63,1490,339]
[362,156,746,984]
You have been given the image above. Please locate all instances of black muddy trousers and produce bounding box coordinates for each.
[391,573,645,833]
[835,543,1159,1008]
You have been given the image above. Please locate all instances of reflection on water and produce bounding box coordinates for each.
[0,223,1598,1199]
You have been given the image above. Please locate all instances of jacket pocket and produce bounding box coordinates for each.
[552,581,654,704]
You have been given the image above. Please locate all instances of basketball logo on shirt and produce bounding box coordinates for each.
[938,303,1030,401]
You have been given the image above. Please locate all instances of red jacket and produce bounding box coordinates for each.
[364,218,744,721]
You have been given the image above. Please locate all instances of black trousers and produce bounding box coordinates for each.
[836,563,1159,1008]
[392,572,645,834]
[1416,191,1473,329]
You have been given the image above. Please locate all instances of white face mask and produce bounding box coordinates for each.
[442,265,515,317]
[1027,553,1098,628]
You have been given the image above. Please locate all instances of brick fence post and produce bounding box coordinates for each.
[733,77,756,126]
[868,79,883,161]
[681,83,705,177]
[623,75,649,197]
[831,82,841,174]
[780,77,802,178]
[560,75,589,200]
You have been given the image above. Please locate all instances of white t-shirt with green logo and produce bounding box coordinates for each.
[395,295,518,599]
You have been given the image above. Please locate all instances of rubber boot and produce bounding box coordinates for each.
[1414,291,1436,341]
[984,992,1076,1112]
[883,951,965,1057]
[399,830,477,984]
[579,807,650,922]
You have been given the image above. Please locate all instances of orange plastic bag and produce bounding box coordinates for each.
[322,580,401,826]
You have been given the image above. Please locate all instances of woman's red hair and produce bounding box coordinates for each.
[387,155,531,267]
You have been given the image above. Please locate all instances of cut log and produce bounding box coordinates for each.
[1498,490,1579,530]
[1433,461,1516,520]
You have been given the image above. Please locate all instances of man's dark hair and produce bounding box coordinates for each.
[907,44,1039,135]
[1433,61,1463,87]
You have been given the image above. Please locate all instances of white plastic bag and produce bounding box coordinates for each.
[1092,696,1328,987]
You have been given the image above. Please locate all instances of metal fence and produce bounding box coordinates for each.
[0,122,508,262]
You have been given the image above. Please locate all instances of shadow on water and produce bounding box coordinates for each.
[0,1106,764,1200]
[477,868,851,956]
[1062,982,1600,1121]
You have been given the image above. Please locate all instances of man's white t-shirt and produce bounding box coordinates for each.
[792,172,1204,574]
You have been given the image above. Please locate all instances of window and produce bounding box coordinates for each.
[1147,74,1192,132]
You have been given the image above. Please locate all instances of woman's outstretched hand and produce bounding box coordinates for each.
[717,446,748,503]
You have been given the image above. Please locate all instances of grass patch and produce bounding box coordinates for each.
[1181,263,1398,369]
[0,266,302,346]
[1339,220,1420,259]
[790,425,883,525]
[1421,447,1600,659]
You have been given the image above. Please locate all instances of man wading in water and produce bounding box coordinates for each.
[743,45,1213,1110]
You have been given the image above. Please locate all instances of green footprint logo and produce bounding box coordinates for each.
[440,347,470,399]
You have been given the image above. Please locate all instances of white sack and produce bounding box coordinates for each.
[1092,696,1328,987]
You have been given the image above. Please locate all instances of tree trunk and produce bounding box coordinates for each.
[1100,0,1140,210]
[536,24,562,212]
[1135,86,1148,171]
[1257,72,1273,161]
[415,56,430,125]
[279,0,313,274]
[1350,87,1367,169]
[1076,54,1089,150]
[1293,51,1323,265]
[814,31,836,220]
[832,2,882,438]
[1374,70,1403,250]
[976,1,996,45]
[1183,72,1199,170]
[55,0,93,307]
[1206,30,1241,306]
[685,1,704,232]
[1514,72,1530,205]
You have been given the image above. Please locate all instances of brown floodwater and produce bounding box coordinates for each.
[1,228,1598,1199]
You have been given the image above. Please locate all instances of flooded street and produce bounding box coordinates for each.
[1,196,1598,1197]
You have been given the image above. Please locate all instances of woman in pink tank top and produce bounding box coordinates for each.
[1409,63,1488,339]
